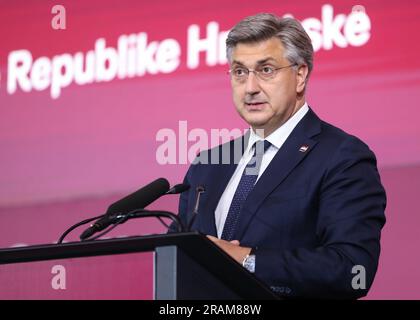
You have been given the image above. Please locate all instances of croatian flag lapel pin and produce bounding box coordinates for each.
[299,145,309,153]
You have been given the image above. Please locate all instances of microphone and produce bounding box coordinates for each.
[166,183,190,195]
[187,185,205,231]
[80,178,170,240]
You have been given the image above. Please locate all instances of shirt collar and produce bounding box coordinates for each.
[246,102,309,154]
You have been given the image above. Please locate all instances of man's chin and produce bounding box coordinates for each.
[243,115,269,128]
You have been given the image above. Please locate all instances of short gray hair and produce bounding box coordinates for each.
[226,13,313,79]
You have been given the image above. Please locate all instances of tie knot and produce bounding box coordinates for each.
[253,140,271,155]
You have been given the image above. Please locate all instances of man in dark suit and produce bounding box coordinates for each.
[174,13,386,299]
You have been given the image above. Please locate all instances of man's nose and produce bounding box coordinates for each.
[245,71,261,95]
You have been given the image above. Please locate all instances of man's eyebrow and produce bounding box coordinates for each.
[256,57,277,65]
[231,60,245,67]
[231,57,278,66]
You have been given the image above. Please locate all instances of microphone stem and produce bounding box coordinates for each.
[188,186,205,231]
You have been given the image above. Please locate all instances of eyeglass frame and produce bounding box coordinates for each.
[228,63,298,82]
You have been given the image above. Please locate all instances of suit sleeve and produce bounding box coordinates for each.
[254,136,387,299]
[168,163,195,233]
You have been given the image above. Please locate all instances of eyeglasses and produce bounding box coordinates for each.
[228,63,297,82]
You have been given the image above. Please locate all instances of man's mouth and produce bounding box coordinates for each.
[245,102,266,110]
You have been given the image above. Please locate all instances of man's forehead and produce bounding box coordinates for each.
[231,38,286,65]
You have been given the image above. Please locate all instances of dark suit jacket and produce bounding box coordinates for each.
[173,108,386,299]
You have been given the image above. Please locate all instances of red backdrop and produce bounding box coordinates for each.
[1,0,419,299]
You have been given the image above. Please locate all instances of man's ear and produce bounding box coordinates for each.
[296,64,309,94]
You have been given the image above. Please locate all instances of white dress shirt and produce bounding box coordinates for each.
[215,103,309,238]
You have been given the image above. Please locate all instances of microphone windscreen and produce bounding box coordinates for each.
[106,178,170,215]
[167,183,190,194]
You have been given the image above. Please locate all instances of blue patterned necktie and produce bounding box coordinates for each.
[221,139,272,240]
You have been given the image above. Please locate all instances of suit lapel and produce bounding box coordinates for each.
[233,108,322,240]
[197,163,235,236]
[197,132,249,236]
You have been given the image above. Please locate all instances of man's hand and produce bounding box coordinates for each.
[207,235,251,264]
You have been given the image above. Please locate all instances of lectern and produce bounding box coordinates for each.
[0,232,279,300]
